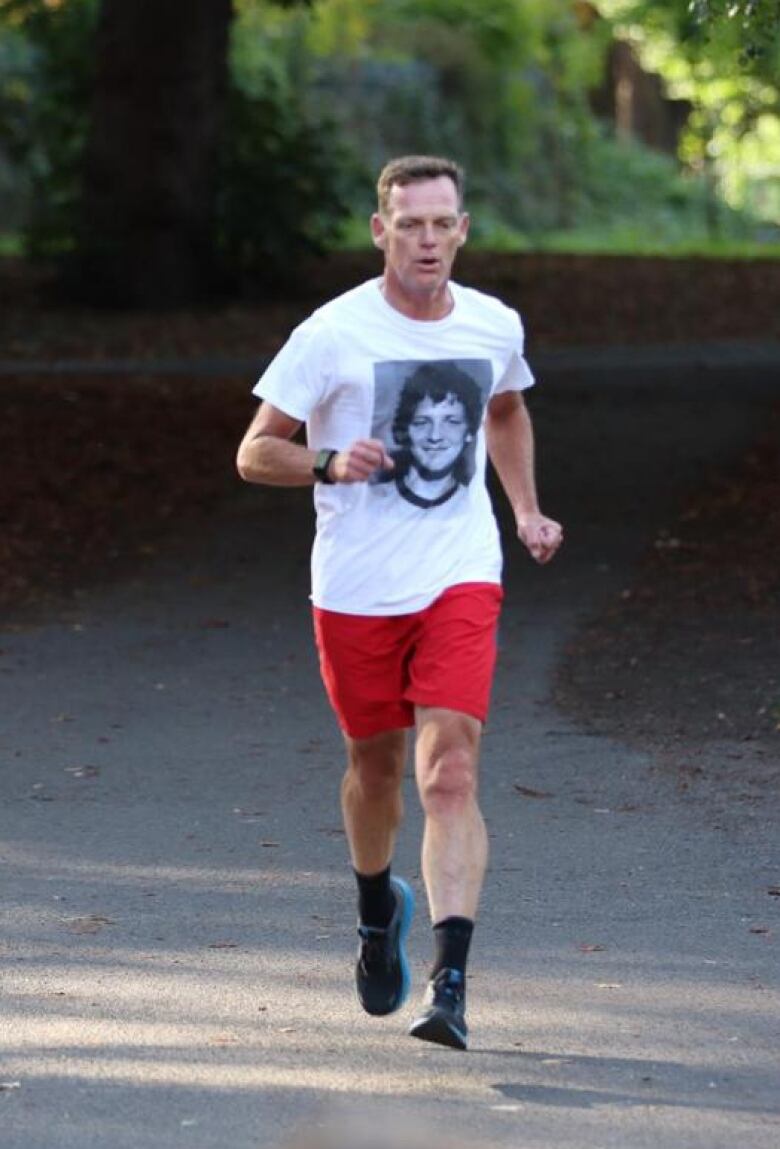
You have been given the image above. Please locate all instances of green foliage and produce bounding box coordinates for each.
[0,23,33,227]
[598,1,780,225]
[302,0,616,234]
[1,0,777,285]
[599,0,780,67]
[335,125,774,255]
[249,0,780,246]
[218,2,367,289]
[216,79,363,291]
[689,1,780,64]
[0,0,359,284]
[0,0,98,256]
[573,128,751,238]
[391,0,537,64]
[0,230,24,254]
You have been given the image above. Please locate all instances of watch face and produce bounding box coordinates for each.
[314,449,335,481]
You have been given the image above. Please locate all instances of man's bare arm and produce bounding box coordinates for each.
[485,390,563,565]
[236,401,393,486]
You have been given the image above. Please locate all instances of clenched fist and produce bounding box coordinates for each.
[330,439,395,483]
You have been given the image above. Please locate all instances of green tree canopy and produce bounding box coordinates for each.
[1,0,778,305]
[599,0,780,225]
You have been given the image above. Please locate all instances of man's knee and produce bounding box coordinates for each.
[415,708,481,816]
[417,744,478,816]
[344,729,406,798]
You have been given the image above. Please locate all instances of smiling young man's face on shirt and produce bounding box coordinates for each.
[371,176,470,319]
[407,393,470,478]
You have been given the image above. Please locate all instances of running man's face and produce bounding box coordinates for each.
[371,177,469,304]
[407,394,469,478]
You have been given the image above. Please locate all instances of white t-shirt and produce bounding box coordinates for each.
[253,278,534,615]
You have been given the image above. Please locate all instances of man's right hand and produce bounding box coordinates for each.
[331,439,394,483]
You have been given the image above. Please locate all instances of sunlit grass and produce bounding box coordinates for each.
[330,214,780,259]
[529,230,780,259]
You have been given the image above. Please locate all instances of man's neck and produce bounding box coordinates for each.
[379,277,454,322]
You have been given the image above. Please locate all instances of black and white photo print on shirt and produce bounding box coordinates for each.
[370,359,492,511]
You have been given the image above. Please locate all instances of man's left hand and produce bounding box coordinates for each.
[516,512,564,565]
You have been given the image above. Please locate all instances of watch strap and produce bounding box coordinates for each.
[313,448,338,484]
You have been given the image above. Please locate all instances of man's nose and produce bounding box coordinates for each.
[419,223,437,245]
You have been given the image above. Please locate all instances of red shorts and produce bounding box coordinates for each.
[312,582,503,740]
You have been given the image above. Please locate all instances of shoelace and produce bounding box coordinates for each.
[433,972,464,1004]
[358,925,393,971]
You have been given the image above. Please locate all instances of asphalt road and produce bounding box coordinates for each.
[2,361,778,1148]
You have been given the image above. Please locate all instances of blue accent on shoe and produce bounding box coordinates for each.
[355,874,415,1016]
[392,875,414,1009]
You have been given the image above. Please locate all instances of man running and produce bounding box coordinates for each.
[236,155,563,1050]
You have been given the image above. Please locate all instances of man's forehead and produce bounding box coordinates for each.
[416,392,464,409]
[386,176,460,214]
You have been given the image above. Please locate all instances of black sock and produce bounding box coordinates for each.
[431,916,474,979]
[355,865,395,929]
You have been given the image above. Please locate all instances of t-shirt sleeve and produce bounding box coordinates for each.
[493,309,535,394]
[252,317,335,421]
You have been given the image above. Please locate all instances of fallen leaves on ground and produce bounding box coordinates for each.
[513,784,555,799]
[65,915,115,934]
[0,373,253,615]
[556,404,780,748]
[3,253,779,357]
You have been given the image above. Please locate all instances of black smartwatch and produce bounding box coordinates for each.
[312,448,338,484]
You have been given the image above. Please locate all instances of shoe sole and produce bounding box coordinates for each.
[409,1009,468,1051]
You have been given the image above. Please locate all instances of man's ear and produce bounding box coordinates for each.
[370,212,387,251]
[456,212,470,247]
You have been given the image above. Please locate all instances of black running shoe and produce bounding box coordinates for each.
[355,875,414,1017]
[408,967,468,1050]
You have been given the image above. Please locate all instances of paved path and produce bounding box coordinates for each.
[1,363,778,1148]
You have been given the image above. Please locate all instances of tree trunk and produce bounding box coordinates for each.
[76,0,232,307]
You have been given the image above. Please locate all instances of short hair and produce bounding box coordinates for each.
[377,155,465,217]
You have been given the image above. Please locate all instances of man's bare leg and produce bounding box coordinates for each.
[409,705,485,1049]
[414,706,486,921]
[341,727,414,1017]
[341,727,407,875]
